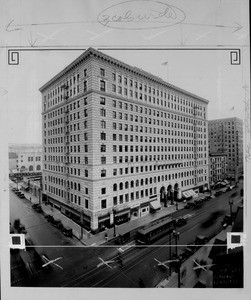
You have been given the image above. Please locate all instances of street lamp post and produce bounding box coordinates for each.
[173,230,181,288]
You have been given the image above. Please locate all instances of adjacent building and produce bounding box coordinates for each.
[40,47,209,233]
[8,144,42,174]
[208,118,243,181]
[209,153,227,186]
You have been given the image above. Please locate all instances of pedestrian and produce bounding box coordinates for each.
[105,232,108,241]
[30,197,31,202]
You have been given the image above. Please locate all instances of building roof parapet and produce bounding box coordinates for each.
[39,47,209,105]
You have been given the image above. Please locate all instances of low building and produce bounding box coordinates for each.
[8,144,42,174]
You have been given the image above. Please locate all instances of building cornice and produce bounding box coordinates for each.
[39,47,209,105]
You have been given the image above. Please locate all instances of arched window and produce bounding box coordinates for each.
[36,165,41,171]
[29,165,33,171]
[136,180,139,187]
[130,180,134,188]
[119,182,123,190]
[125,181,129,189]
[113,183,117,191]
[145,178,148,185]
[141,179,144,186]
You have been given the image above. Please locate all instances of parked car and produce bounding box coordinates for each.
[44,214,54,222]
[17,224,27,234]
[18,193,25,198]
[61,226,73,237]
[222,214,233,228]
[51,219,63,229]
[32,203,43,213]
[32,203,40,209]
[35,205,43,213]
[195,235,208,246]
[194,199,203,208]
[184,202,195,209]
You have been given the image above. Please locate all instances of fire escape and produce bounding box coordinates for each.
[62,83,70,203]
[193,106,199,186]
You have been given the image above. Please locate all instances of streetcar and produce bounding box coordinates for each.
[136,217,176,244]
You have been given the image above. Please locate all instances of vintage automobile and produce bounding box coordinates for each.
[222,214,233,228]
[51,219,63,229]
[44,214,54,223]
[61,226,73,237]
[175,216,188,227]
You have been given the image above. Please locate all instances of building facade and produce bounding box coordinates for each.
[208,118,243,181]
[209,153,227,185]
[8,144,42,174]
[40,48,209,233]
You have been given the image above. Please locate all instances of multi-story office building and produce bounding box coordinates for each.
[209,153,227,185]
[40,47,209,233]
[208,118,243,181]
[8,144,42,174]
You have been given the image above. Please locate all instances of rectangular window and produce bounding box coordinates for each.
[101,132,106,140]
[100,97,106,105]
[100,80,106,92]
[101,187,106,194]
[101,199,107,209]
[100,108,106,117]
[101,169,106,177]
[100,144,106,152]
[83,81,87,92]
[100,68,105,77]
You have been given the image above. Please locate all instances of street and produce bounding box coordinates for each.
[10,183,242,287]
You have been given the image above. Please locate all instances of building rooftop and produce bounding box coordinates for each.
[39,47,209,104]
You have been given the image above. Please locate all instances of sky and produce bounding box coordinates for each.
[0,0,249,146]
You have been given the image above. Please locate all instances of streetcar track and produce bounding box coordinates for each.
[62,191,241,287]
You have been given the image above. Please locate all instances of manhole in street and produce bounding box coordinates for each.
[65,269,76,278]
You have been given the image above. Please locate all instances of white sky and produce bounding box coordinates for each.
[0,0,249,144]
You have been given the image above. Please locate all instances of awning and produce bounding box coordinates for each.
[115,209,130,217]
[21,183,29,190]
[182,191,190,198]
[150,200,161,210]
[182,190,197,198]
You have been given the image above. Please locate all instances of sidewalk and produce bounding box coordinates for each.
[85,202,185,246]
[15,183,185,246]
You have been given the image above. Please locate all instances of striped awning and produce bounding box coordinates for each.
[150,200,161,210]
[182,190,196,198]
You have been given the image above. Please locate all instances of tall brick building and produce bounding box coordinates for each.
[208,117,243,182]
[40,48,209,233]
